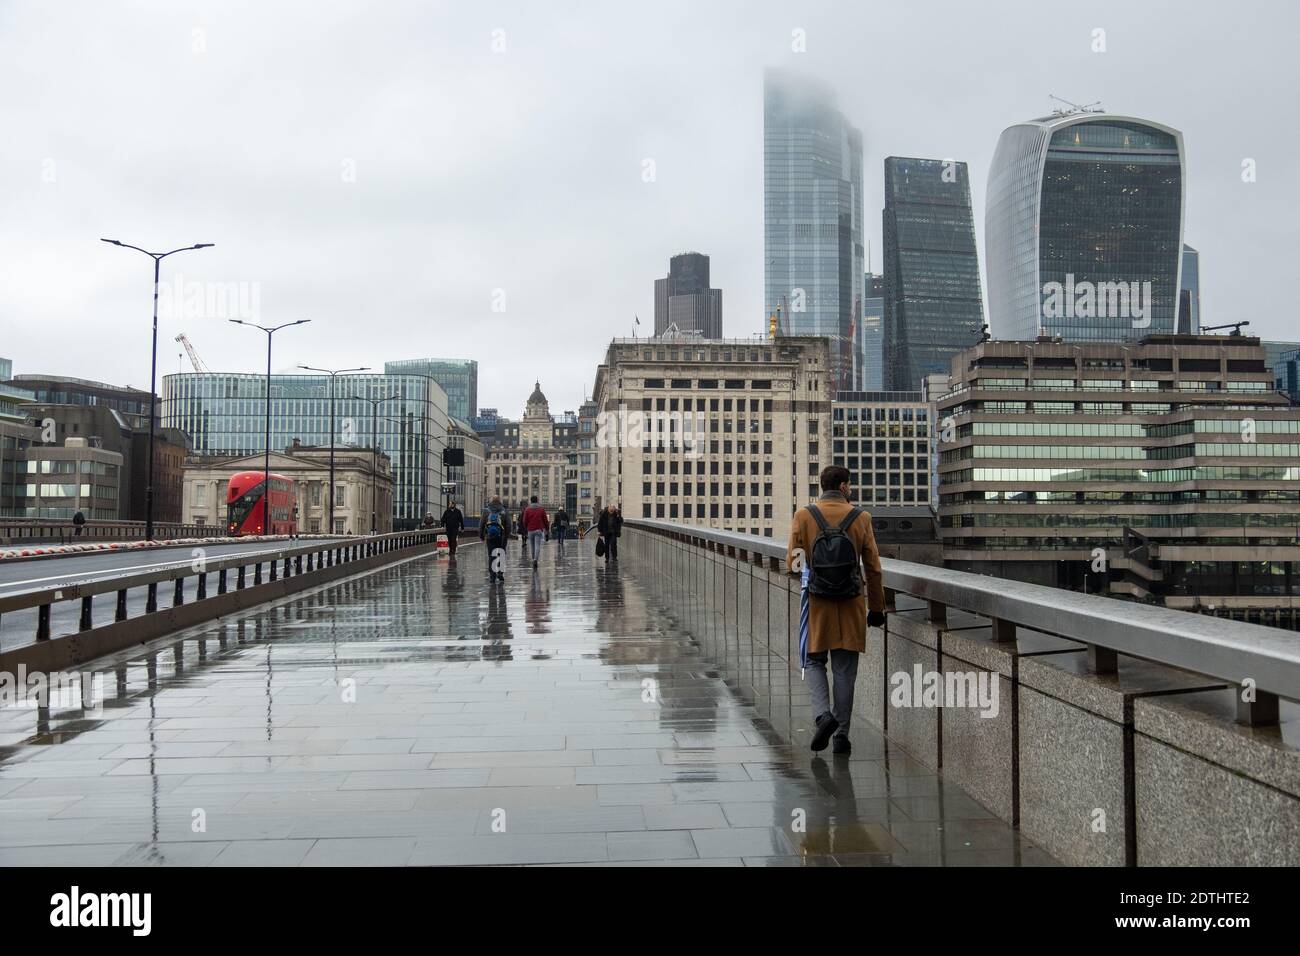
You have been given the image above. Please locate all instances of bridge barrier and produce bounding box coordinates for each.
[0,529,441,674]
[0,518,227,546]
[622,518,1300,867]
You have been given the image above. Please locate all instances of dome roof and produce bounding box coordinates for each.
[527,381,547,406]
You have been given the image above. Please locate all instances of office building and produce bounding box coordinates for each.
[384,358,477,423]
[764,69,864,392]
[163,370,449,529]
[859,273,884,391]
[986,111,1185,342]
[1179,244,1200,333]
[1276,348,1300,403]
[183,442,392,534]
[7,371,155,429]
[592,337,832,538]
[574,398,599,529]
[445,419,486,521]
[831,390,934,507]
[936,334,1300,628]
[485,382,570,512]
[882,157,984,390]
[654,252,722,338]
[19,437,124,520]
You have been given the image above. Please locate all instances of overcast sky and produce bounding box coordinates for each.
[2,0,1296,418]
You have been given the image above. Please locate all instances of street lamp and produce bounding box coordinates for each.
[100,238,214,540]
[300,364,369,534]
[230,319,311,534]
[352,391,400,533]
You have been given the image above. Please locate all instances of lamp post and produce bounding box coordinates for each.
[352,391,399,533]
[100,238,214,540]
[230,319,311,534]
[300,364,369,534]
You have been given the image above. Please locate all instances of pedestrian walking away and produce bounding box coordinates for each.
[439,500,464,556]
[786,465,886,756]
[597,504,623,564]
[522,495,550,568]
[553,506,570,558]
[479,495,510,582]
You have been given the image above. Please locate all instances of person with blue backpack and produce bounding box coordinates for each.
[786,465,886,755]
[479,495,511,582]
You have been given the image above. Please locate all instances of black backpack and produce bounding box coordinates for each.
[806,504,863,600]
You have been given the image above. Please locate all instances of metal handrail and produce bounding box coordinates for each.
[0,529,438,614]
[623,517,1300,704]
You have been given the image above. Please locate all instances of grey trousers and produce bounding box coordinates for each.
[528,530,545,561]
[806,649,859,736]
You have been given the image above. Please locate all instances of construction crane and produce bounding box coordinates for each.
[174,332,211,372]
[1201,321,1250,337]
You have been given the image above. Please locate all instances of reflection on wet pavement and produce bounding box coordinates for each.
[0,541,1056,866]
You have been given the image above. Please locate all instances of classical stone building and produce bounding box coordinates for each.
[485,382,570,514]
[183,443,392,534]
[591,336,832,538]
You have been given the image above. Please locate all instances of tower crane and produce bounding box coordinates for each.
[1201,321,1250,337]
[174,332,211,373]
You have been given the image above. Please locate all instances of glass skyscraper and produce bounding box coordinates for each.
[163,370,450,528]
[986,112,1185,342]
[764,68,863,392]
[654,252,722,338]
[882,157,985,391]
[384,358,477,422]
[859,272,884,391]
[1178,244,1200,333]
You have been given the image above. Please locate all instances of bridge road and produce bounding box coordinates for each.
[0,538,347,652]
[0,539,1055,866]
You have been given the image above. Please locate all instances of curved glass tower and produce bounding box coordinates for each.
[986,113,1185,342]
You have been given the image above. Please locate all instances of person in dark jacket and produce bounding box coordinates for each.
[553,507,570,558]
[72,511,86,537]
[517,505,528,555]
[479,496,510,582]
[440,501,464,556]
[597,504,623,564]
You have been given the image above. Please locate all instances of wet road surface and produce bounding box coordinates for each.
[0,540,1055,866]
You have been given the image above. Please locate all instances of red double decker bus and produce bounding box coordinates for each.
[226,471,297,536]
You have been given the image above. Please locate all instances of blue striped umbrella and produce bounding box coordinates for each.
[799,564,811,678]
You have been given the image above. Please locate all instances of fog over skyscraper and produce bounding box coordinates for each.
[763,68,863,392]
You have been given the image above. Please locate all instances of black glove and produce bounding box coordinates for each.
[867,610,886,628]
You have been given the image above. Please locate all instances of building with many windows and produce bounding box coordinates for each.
[383,358,477,423]
[19,437,124,520]
[163,370,449,529]
[882,157,985,390]
[1178,244,1201,334]
[484,383,570,515]
[445,419,486,522]
[985,111,1185,343]
[830,391,934,507]
[859,273,884,391]
[654,252,723,338]
[1276,348,1300,403]
[936,334,1300,628]
[764,69,864,392]
[592,337,832,538]
[6,370,155,430]
[182,443,392,534]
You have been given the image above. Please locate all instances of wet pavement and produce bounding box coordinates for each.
[0,540,1056,866]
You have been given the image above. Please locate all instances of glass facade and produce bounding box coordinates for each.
[163,371,450,528]
[986,114,1185,343]
[859,272,884,391]
[882,157,984,390]
[383,358,477,423]
[1179,244,1200,333]
[764,68,863,392]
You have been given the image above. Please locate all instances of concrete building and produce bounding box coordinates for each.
[5,371,155,429]
[830,390,935,508]
[182,443,392,534]
[936,334,1300,628]
[575,399,599,530]
[19,437,124,520]
[654,252,722,338]
[592,337,832,538]
[485,382,570,515]
[444,418,486,521]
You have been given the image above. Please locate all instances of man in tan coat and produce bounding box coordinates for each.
[786,465,887,754]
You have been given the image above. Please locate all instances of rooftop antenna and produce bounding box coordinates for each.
[1049,94,1104,116]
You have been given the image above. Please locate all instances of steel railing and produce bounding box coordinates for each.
[624,517,1300,721]
[0,518,227,546]
[0,529,440,646]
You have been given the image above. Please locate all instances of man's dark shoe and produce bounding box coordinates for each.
[810,712,839,752]
[832,735,851,756]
